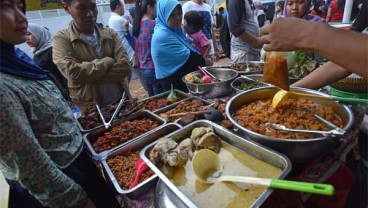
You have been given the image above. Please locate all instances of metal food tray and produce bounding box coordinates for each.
[138,89,192,113]
[232,61,264,75]
[231,76,269,94]
[153,96,213,117]
[246,74,301,85]
[140,120,292,208]
[76,100,142,134]
[101,123,181,199]
[83,110,166,162]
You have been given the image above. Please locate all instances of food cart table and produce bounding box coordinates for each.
[108,93,366,208]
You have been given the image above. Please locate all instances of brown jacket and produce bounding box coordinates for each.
[52,21,132,113]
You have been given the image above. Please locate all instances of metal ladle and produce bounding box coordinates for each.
[192,149,335,196]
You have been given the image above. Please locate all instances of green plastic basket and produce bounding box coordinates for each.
[330,86,368,99]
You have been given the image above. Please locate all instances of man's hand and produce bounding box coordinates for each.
[63,52,80,64]
[260,18,315,52]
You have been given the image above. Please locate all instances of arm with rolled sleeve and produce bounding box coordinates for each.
[0,87,87,208]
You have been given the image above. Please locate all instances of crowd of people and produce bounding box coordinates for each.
[0,0,367,207]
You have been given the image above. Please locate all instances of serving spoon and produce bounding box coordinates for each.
[129,158,149,189]
[272,89,368,108]
[198,66,212,83]
[192,149,335,196]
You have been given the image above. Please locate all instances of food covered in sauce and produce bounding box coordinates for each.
[149,126,281,208]
[78,100,142,130]
[233,98,344,139]
[93,118,160,152]
[150,127,221,178]
[107,150,154,190]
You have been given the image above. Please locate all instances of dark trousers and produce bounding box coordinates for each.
[160,51,205,92]
[6,149,120,208]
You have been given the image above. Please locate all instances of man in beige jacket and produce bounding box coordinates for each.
[53,0,132,113]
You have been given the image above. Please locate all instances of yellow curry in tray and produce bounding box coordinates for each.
[171,142,281,208]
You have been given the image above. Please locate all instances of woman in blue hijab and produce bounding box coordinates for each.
[151,0,205,92]
[0,0,119,207]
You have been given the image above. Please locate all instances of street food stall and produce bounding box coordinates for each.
[76,61,367,208]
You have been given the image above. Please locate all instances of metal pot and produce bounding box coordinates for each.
[182,68,238,98]
[226,86,354,163]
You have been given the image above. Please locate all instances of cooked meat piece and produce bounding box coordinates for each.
[217,103,226,113]
[179,114,196,126]
[150,138,177,165]
[177,138,194,164]
[218,120,233,129]
[190,127,213,144]
[164,151,181,167]
[196,132,222,153]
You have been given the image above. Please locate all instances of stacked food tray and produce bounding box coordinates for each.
[101,123,181,199]
[77,90,191,133]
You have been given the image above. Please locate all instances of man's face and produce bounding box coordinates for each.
[63,0,97,34]
[117,4,125,16]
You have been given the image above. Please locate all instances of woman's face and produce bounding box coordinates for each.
[167,6,182,30]
[0,0,28,44]
[26,32,38,47]
[286,0,307,18]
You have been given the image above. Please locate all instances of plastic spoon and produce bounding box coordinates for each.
[129,158,149,189]
[272,89,368,108]
[198,66,212,83]
[192,149,335,196]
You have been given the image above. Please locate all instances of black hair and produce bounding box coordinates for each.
[312,0,324,15]
[132,0,156,37]
[337,0,345,11]
[63,0,72,5]
[277,0,284,8]
[219,7,224,12]
[110,0,121,11]
[184,11,204,34]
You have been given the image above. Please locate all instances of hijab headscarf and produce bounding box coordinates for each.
[283,0,325,22]
[27,23,52,56]
[151,0,199,79]
[0,40,49,80]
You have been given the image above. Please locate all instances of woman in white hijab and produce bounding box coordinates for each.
[27,23,68,92]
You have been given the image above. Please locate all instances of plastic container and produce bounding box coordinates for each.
[330,87,368,99]
[308,164,355,208]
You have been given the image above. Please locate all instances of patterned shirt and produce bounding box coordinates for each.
[0,73,87,207]
[135,19,155,70]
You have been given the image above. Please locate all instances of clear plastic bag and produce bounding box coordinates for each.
[263,51,290,91]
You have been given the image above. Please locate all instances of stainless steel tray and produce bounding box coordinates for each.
[141,120,292,208]
[153,96,213,115]
[76,100,142,133]
[138,89,192,112]
[246,74,301,85]
[83,110,166,162]
[231,76,269,94]
[101,123,181,199]
[153,96,213,125]
[231,61,264,75]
